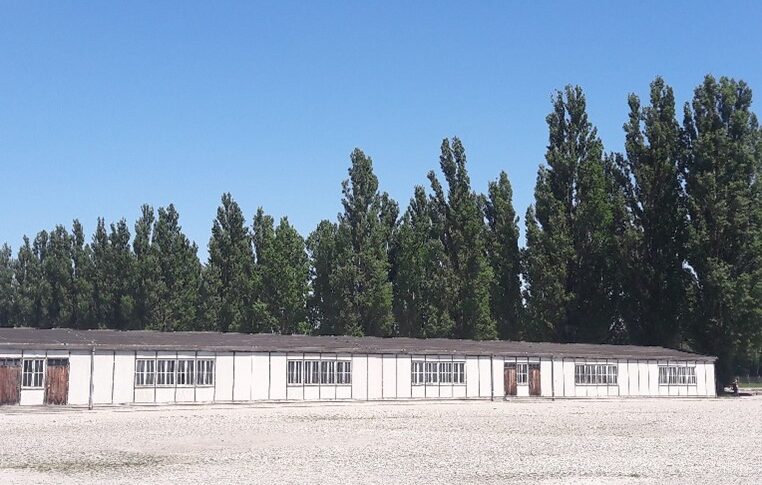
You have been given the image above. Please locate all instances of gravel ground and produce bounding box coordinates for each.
[0,398,760,484]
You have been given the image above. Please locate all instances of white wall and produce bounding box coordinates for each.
[0,348,718,407]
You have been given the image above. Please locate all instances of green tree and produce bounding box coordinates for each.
[483,171,523,339]
[91,219,136,329]
[306,220,340,334]
[621,77,690,347]
[133,205,160,330]
[0,244,13,327]
[41,226,74,327]
[330,149,398,336]
[149,205,202,331]
[392,186,455,337]
[69,220,95,329]
[255,210,310,334]
[12,237,38,327]
[429,137,496,340]
[201,193,255,332]
[682,75,762,384]
[524,86,621,343]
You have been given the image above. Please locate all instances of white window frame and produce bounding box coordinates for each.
[658,365,697,385]
[320,361,336,384]
[575,363,618,386]
[412,361,425,385]
[412,360,466,385]
[336,360,352,385]
[134,359,155,388]
[196,359,215,387]
[176,359,196,387]
[305,360,321,385]
[516,363,528,385]
[22,358,44,388]
[156,359,176,387]
[453,362,465,384]
[289,359,351,386]
[287,360,303,385]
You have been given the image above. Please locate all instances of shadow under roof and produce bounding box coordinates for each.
[0,327,716,361]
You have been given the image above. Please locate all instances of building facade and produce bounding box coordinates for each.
[0,328,717,407]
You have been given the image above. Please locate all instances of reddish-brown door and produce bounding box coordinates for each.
[528,364,541,396]
[504,364,517,396]
[0,359,21,405]
[45,359,69,405]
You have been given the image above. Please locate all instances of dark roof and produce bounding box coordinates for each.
[0,328,716,361]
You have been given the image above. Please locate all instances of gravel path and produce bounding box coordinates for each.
[1,398,760,484]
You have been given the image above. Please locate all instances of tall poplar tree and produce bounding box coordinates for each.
[428,138,496,340]
[12,237,38,327]
[683,75,762,382]
[69,220,95,329]
[255,211,310,334]
[91,219,136,329]
[524,86,621,343]
[306,220,340,334]
[149,205,202,331]
[622,77,689,347]
[331,149,398,336]
[483,171,523,339]
[392,186,455,337]
[0,244,13,327]
[201,193,255,332]
[133,205,159,329]
[42,226,74,327]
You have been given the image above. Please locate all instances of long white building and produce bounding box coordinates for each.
[0,328,716,407]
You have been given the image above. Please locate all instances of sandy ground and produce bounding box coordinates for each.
[0,398,760,484]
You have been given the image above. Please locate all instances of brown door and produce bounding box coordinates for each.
[0,359,21,405]
[504,364,517,396]
[528,364,541,396]
[45,359,69,405]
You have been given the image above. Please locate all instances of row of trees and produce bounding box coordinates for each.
[1,75,760,382]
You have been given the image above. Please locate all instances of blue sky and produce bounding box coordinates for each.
[2,1,761,258]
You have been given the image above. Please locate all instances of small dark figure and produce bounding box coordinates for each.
[731,378,739,395]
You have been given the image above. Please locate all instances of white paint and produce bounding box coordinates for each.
[0,347,718,407]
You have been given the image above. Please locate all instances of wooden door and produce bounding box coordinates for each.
[504,364,517,396]
[528,364,541,396]
[45,359,69,405]
[0,359,21,405]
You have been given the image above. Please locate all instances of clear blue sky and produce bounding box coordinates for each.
[2,1,761,259]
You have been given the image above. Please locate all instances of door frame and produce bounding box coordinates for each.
[44,358,70,405]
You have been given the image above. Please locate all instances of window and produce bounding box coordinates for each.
[659,365,696,385]
[412,360,466,385]
[135,359,155,387]
[0,358,21,367]
[337,361,352,384]
[453,362,465,384]
[516,363,528,384]
[288,360,303,385]
[320,361,336,384]
[575,364,618,385]
[412,361,425,385]
[305,360,320,385]
[177,359,195,386]
[425,362,439,384]
[291,359,351,385]
[156,359,176,386]
[196,359,215,386]
[22,359,44,388]
[439,362,452,383]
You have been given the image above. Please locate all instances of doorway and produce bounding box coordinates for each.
[0,358,21,405]
[504,363,517,396]
[44,358,69,405]
[528,364,541,396]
